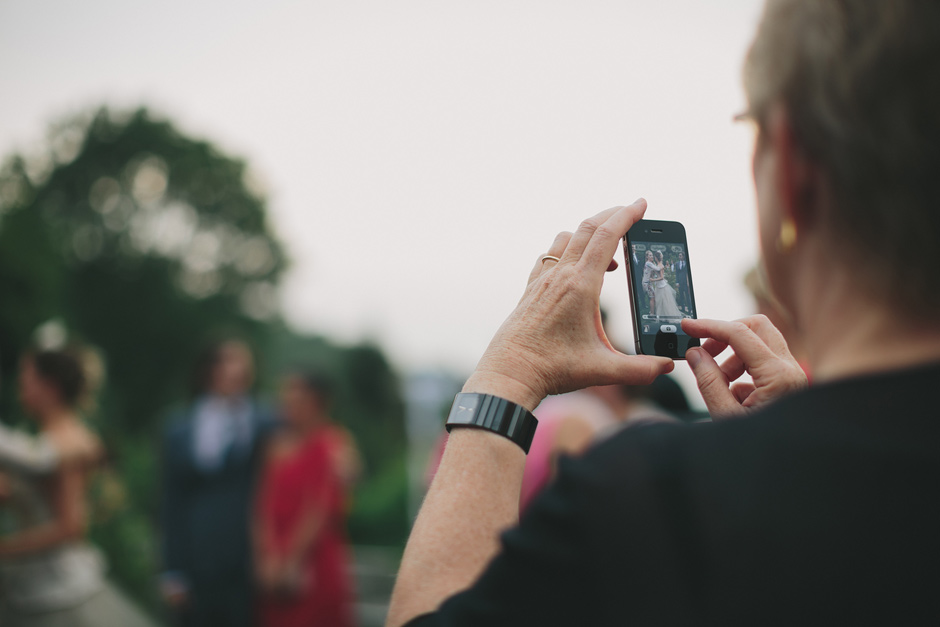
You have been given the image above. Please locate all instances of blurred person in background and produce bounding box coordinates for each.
[161,339,273,627]
[0,346,153,626]
[520,380,680,513]
[647,371,699,422]
[254,371,356,627]
[518,388,615,513]
[387,1,940,624]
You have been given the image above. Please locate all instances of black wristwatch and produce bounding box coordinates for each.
[445,393,538,454]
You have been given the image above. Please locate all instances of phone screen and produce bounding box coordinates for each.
[624,221,699,358]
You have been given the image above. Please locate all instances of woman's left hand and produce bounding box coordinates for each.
[465,199,675,410]
[681,315,808,419]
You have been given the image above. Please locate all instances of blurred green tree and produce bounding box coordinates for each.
[0,107,287,431]
[0,107,409,614]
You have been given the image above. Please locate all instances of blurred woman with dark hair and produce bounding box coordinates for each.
[0,346,153,626]
[253,370,357,627]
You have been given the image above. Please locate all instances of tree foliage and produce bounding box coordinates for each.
[0,107,287,431]
[0,107,408,613]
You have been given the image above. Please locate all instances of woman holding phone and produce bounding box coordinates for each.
[387,1,940,625]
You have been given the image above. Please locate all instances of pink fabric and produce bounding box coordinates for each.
[519,410,564,513]
[256,430,354,627]
[520,393,617,513]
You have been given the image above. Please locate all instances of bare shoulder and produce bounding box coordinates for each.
[47,420,103,468]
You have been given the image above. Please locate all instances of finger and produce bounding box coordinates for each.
[577,199,648,275]
[719,351,746,382]
[682,319,729,357]
[594,351,674,387]
[741,388,769,408]
[701,338,729,359]
[682,318,778,369]
[547,231,571,256]
[562,199,647,267]
[730,381,756,405]
[528,231,572,284]
[685,347,745,418]
[559,206,627,263]
[739,314,792,358]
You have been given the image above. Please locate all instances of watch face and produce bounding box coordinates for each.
[445,393,538,454]
[448,394,480,426]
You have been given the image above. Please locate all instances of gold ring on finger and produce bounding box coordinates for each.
[541,255,561,264]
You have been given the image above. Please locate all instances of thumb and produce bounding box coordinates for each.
[685,347,743,419]
[599,352,674,386]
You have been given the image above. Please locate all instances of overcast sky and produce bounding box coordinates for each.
[1,0,766,402]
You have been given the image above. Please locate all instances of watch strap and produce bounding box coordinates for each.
[445,392,538,454]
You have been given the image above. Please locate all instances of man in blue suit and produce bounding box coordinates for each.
[161,339,274,627]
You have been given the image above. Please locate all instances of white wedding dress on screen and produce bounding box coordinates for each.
[650,267,683,319]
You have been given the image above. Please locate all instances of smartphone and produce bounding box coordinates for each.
[622,219,699,359]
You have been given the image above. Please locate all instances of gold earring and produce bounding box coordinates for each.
[777,218,797,253]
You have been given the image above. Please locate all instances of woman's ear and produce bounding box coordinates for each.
[766,106,819,230]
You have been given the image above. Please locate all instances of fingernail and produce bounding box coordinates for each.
[686,348,700,367]
[633,197,645,205]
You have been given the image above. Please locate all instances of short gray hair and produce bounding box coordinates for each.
[744,0,940,316]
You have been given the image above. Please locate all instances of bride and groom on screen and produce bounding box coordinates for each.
[641,249,690,321]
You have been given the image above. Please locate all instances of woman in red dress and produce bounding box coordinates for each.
[254,372,357,627]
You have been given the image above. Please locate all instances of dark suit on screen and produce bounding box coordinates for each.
[674,258,690,312]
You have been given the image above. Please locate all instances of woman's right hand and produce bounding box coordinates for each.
[681,315,808,419]
[464,200,675,411]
